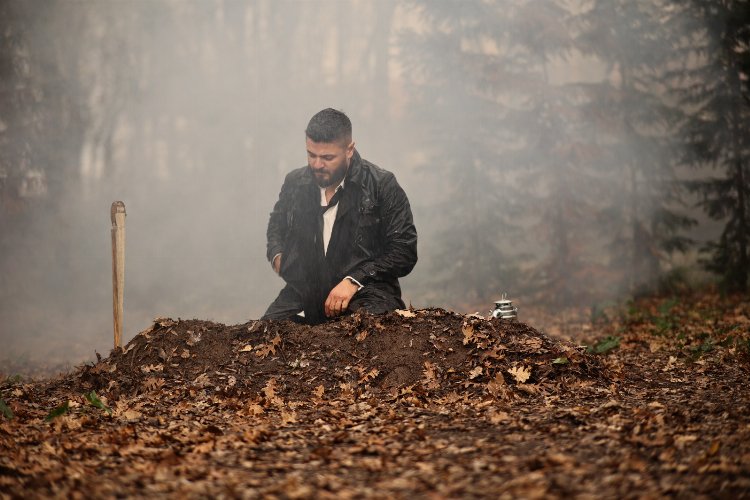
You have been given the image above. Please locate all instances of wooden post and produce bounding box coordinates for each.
[111,201,126,349]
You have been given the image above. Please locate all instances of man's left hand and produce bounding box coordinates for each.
[325,279,359,318]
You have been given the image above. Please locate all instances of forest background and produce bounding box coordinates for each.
[1,0,748,370]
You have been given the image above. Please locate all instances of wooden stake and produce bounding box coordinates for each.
[111,201,126,349]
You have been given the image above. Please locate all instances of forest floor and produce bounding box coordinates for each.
[1,290,749,498]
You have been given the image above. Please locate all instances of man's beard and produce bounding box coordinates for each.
[311,162,348,188]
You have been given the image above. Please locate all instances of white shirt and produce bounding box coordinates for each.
[321,179,345,255]
[272,176,362,290]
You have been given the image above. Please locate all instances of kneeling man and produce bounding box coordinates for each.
[262,108,418,324]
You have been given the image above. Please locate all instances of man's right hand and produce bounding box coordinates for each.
[272,254,282,274]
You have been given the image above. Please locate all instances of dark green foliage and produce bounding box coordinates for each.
[587,336,621,354]
[575,0,696,296]
[401,0,707,308]
[399,2,528,306]
[45,400,69,422]
[0,398,13,420]
[84,390,112,415]
[675,0,750,292]
[402,1,606,307]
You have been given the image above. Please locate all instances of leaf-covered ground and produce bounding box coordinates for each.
[1,291,749,498]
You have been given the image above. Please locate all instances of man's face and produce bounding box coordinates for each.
[307,137,354,188]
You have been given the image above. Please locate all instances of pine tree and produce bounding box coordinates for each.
[401,1,610,308]
[398,2,525,307]
[574,0,695,296]
[675,0,750,292]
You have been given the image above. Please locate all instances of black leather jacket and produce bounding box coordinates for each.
[266,150,417,321]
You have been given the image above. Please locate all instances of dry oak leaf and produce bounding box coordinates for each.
[314,385,325,399]
[255,334,282,358]
[263,378,284,407]
[487,372,507,397]
[487,409,511,424]
[280,409,297,425]
[521,338,543,350]
[358,367,380,384]
[143,377,164,391]
[469,366,483,380]
[423,361,440,389]
[263,378,278,400]
[245,403,265,416]
[508,365,531,384]
[395,309,416,318]
[462,322,475,345]
[121,409,143,421]
[141,364,163,373]
[239,344,253,352]
[193,373,211,388]
[154,317,177,328]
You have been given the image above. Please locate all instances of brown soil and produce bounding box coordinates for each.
[67,309,603,402]
[1,300,749,498]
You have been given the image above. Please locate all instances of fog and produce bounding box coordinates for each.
[0,0,726,371]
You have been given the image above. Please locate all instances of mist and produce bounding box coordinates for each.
[0,0,736,371]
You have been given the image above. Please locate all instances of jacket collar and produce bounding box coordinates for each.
[345,149,364,188]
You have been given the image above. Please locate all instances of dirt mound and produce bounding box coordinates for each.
[58,308,606,403]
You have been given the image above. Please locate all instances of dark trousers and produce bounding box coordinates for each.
[261,284,404,323]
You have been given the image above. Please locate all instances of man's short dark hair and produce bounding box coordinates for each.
[305,108,352,144]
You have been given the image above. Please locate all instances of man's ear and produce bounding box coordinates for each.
[346,141,355,160]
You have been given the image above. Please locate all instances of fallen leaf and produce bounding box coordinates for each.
[280,409,297,425]
[356,330,369,342]
[508,365,531,384]
[469,366,483,379]
[45,401,70,422]
[121,409,142,421]
[423,361,440,389]
[239,344,253,352]
[186,329,202,346]
[487,409,510,424]
[395,309,416,318]
[263,378,277,400]
[193,373,211,388]
[0,399,13,420]
[358,368,380,384]
[245,403,265,416]
[462,323,475,345]
[143,377,165,391]
[487,372,507,397]
[522,338,543,350]
[84,390,112,415]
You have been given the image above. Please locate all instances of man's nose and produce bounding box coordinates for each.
[311,157,324,169]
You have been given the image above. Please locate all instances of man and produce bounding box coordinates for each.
[262,108,417,324]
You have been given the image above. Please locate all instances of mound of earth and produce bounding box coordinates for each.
[62,308,607,403]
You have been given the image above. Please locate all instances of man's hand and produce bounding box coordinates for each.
[272,254,282,274]
[325,279,359,318]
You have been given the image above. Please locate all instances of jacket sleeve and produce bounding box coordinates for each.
[266,173,293,262]
[348,173,418,285]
